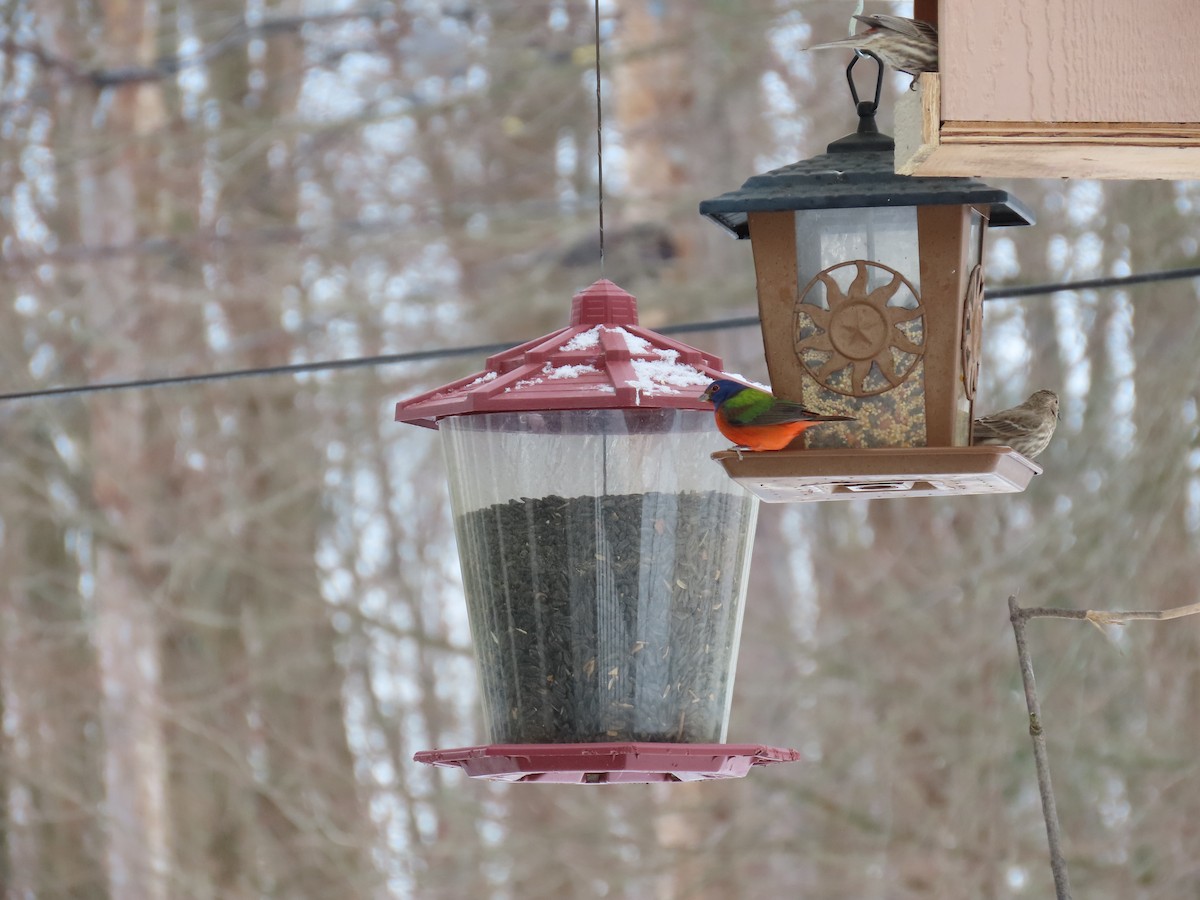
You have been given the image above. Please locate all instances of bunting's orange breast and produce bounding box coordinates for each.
[713,413,820,452]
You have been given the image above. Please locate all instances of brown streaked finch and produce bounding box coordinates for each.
[806,14,938,86]
[972,390,1060,460]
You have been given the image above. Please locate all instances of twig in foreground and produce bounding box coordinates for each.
[1019,599,1200,628]
[1008,595,1073,900]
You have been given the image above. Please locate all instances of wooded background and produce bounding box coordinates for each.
[2,1,1200,897]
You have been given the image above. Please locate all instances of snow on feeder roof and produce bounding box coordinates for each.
[395,279,731,427]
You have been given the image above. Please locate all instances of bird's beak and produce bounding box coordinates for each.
[700,385,715,401]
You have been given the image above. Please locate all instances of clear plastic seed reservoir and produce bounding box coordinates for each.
[441,407,757,744]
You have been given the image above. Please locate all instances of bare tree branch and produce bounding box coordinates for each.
[1008,595,1073,900]
[1,8,390,88]
[1006,584,1200,894]
[1019,600,1200,626]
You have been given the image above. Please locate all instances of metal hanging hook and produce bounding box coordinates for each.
[845,50,884,134]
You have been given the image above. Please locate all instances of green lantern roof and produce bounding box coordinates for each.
[699,133,1035,239]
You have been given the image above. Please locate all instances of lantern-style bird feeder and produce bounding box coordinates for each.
[698,56,1041,502]
[395,280,798,783]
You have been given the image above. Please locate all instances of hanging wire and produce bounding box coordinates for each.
[592,0,606,277]
[984,265,1200,300]
[594,0,609,495]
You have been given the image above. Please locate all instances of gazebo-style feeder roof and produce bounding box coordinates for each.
[398,279,730,426]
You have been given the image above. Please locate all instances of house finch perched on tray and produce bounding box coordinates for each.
[972,390,1060,460]
[700,379,855,452]
[807,14,938,84]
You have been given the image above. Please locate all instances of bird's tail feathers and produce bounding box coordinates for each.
[806,36,868,51]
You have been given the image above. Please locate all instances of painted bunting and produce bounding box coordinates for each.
[699,379,855,452]
[972,390,1060,459]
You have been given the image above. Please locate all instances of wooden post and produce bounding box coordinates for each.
[917,205,971,446]
[747,211,804,401]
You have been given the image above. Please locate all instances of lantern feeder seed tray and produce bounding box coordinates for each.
[396,279,799,783]
[698,53,1041,502]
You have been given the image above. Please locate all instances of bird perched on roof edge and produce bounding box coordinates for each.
[700,379,855,452]
[972,390,1060,460]
[806,14,938,87]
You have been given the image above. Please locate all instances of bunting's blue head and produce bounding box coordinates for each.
[699,379,750,409]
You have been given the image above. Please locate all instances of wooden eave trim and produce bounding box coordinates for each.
[940,122,1200,147]
[895,74,1200,180]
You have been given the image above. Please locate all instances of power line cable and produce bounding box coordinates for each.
[984,264,1200,300]
[0,263,1197,403]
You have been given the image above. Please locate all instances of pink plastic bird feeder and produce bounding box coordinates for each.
[395,279,798,783]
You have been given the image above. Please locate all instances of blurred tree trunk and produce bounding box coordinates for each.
[1122,180,1200,894]
[64,0,175,895]
[0,425,108,896]
[1,4,112,894]
[375,451,493,898]
[1010,183,1068,397]
[202,1,375,894]
[125,0,277,894]
[613,0,776,287]
[612,0,695,224]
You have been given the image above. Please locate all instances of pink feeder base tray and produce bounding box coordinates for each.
[414,742,801,784]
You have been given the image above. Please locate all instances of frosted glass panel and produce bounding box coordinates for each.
[968,208,985,270]
[794,206,921,289]
[790,206,926,448]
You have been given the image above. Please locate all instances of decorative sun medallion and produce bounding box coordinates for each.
[793,260,925,398]
[961,264,985,402]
